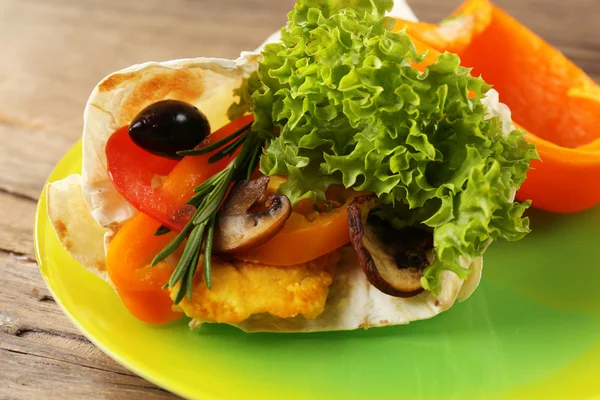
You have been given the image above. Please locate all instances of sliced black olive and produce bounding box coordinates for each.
[129,100,210,159]
[348,195,433,297]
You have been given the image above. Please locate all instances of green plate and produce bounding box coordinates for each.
[35,142,600,400]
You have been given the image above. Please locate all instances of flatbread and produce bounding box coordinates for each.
[46,1,506,332]
[47,174,110,282]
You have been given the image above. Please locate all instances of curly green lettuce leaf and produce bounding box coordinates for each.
[235,0,538,295]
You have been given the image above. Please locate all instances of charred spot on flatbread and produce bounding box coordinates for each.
[98,72,138,92]
[54,220,67,240]
[119,69,206,125]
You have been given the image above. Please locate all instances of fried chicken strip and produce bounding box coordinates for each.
[173,251,340,323]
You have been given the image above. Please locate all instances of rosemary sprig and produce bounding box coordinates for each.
[153,121,253,237]
[203,214,216,289]
[171,222,205,304]
[208,134,246,164]
[152,125,264,303]
[176,121,252,156]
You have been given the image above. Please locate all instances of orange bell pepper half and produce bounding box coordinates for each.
[396,0,600,213]
[394,0,492,55]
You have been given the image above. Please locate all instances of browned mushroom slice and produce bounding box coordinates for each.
[213,176,292,253]
[348,195,433,298]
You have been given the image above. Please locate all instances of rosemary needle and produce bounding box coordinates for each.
[193,168,228,192]
[192,168,232,225]
[152,221,194,266]
[176,122,252,156]
[208,134,246,164]
[154,225,171,236]
[185,224,205,300]
[203,215,216,289]
[154,190,206,237]
[171,222,205,304]
[246,142,263,180]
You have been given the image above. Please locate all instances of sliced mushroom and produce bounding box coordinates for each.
[213,176,291,253]
[348,195,433,297]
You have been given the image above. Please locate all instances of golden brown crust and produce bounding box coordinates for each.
[95,261,106,272]
[98,68,207,126]
[119,69,206,125]
[98,72,138,92]
[174,251,340,323]
[54,220,67,240]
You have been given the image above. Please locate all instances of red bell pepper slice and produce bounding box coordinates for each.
[105,115,254,231]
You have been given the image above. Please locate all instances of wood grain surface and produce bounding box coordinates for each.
[1,0,598,398]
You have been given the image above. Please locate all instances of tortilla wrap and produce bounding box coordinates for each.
[46,1,511,332]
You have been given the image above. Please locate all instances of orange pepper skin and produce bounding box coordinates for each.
[106,212,183,324]
[411,38,441,71]
[396,0,600,213]
[236,211,351,266]
[107,213,176,292]
[236,188,358,266]
[517,134,600,213]
[457,6,600,212]
[394,0,492,55]
[117,287,182,324]
[459,6,598,148]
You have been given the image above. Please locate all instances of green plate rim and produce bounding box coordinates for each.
[34,141,199,400]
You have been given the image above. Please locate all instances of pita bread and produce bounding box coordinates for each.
[47,174,110,282]
[46,1,510,332]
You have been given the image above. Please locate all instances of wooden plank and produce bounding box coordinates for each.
[0,124,67,202]
[1,333,174,400]
[0,1,292,397]
[0,0,293,198]
[0,191,37,256]
[1,0,599,202]
[1,252,84,338]
[0,0,292,137]
[0,252,176,399]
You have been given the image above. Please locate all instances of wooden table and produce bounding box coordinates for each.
[1,0,598,398]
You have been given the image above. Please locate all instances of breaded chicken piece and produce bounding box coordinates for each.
[173,251,340,323]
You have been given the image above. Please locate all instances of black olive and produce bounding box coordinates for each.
[129,100,210,159]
